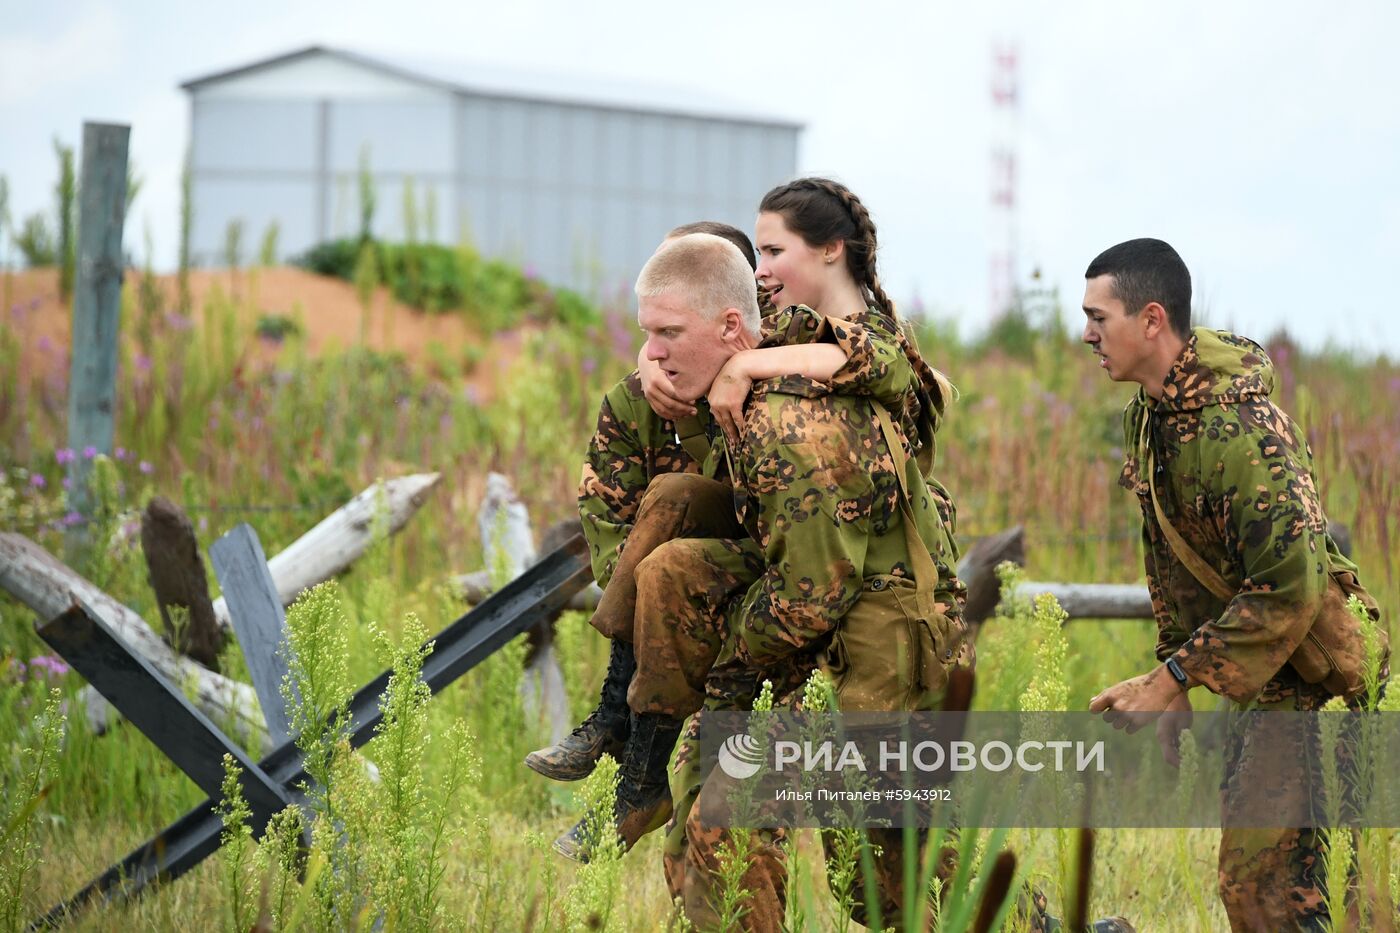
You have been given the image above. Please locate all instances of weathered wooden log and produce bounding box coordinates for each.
[476,473,570,743]
[141,496,224,668]
[0,532,266,745]
[1014,581,1153,619]
[958,525,1026,628]
[210,472,441,635]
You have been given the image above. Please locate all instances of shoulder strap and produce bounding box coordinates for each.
[872,401,939,617]
[1138,414,1235,601]
[673,414,711,466]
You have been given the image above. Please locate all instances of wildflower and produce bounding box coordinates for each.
[581,357,597,376]
[139,460,154,475]
[136,353,153,373]
[27,655,70,680]
[114,446,128,460]
[62,477,72,490]
[29,473,46,489]
[55,448,75,465]
[83,446,98,459]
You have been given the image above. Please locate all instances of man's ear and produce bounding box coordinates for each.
[720,308,744,340]
[1141,302,1168,339]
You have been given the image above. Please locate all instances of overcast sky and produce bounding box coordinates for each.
[4,0,1398,355]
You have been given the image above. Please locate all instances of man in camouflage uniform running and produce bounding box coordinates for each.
[1083,238,1386,932]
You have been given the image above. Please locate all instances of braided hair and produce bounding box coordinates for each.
[760,177,956,406]
[758,176,895,318]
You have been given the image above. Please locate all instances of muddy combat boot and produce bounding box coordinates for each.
[552,711,684,862]
[525,638,636,781]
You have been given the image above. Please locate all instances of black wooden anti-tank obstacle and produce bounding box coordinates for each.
[31,526,590,929]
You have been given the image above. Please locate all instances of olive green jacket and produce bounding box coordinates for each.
[1121,328,1371,704]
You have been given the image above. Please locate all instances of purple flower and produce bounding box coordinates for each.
[82,446,98,459]
[27,655,70,680]
[55,447,76,465]
[115,446,128,461]
[139,460,153,475]
[37,335,53,353]
[62,510,83,527]
[136,353,153,373]
[581,357,597,376]
[62,477,72,490]
[29,473,46,489]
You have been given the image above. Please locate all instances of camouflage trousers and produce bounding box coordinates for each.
[602,473,976,930]
[588,472,744,644]
[1217,676,1360,932]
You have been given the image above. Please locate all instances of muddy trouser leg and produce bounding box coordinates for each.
[681,758,790,933]
[1218,685,1357,933]
[663,652,818,915]
[627,537,765,718]
[588,473,740,642]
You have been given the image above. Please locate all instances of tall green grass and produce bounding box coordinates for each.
[1,264,1397,929]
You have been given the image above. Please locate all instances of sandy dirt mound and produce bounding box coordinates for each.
[4,266,528,401]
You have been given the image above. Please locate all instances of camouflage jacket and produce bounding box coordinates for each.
[727,372,964,667]
[578,305,915,589]
[1120,327,1368,704]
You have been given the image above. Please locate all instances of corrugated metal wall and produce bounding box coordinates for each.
[190,83,797,297]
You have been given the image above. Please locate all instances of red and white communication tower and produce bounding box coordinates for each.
[989,41,1019,318]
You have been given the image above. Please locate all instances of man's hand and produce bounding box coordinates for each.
[638,347,694,421]
[1088,665,1187,734]
[708,352,754,446]
[1155,690,1193,768]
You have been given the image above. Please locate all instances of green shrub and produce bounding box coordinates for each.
[293,238,601,331]
[255,313,301,341]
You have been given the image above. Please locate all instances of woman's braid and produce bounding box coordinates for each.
[811,179,895,318]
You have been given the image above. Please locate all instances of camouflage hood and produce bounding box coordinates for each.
[1148,327,1276,414]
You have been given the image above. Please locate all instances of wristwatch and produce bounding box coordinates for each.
[1164,657,1190,690]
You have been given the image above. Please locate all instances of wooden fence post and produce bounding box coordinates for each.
[65,122,130,556]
